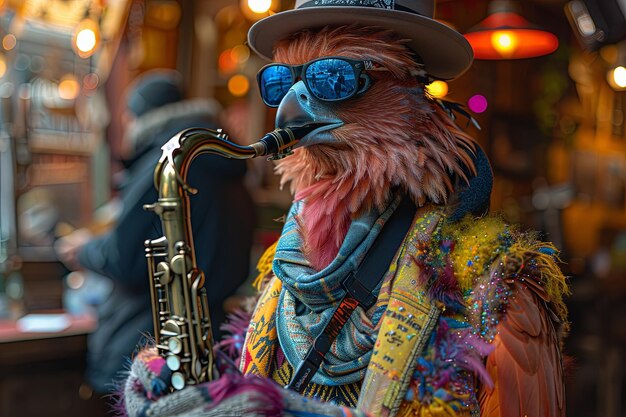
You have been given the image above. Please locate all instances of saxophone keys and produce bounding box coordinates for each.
[170,253,191,275]
[156,262,172,284]
[166,354,181,371]
[161,319,181,337]
[168,336,183,354]
[171,372,186,390]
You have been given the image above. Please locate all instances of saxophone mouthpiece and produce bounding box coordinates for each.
[253,125,320,159]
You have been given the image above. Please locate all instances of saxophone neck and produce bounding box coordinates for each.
[154,125,320,190]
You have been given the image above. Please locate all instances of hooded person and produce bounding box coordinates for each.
[121,3,569,417]
[55,69,256,395]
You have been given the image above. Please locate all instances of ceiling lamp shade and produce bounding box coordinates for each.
[464,0,559,60]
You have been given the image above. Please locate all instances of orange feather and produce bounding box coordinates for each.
[478,280,566,417]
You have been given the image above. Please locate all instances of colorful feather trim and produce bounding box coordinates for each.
[216,309,254,365]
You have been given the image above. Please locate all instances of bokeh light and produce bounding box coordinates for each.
[228,74,249,97]
[83,72,100,90]
[72,18,100,58]
[83,73,100,96]
[218,48,238,74]
[66,271,85,290]
[609,66,626,90]
[231,44,250,64]
[14,54,30,71]
[248,0,271,14]
[76,29,97,53]
[58,75,80,100]
[2,34,16,51]
[468,94,488,113]
[426,80,448,98]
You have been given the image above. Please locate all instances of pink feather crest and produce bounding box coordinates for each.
[273,26,477,270]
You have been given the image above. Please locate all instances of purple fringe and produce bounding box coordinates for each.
[414,240,463,309]
[216,309,253,363]
[433,320,494,388]
[110,385,129,417]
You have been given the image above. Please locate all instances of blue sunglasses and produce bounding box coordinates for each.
[256,57,389,107]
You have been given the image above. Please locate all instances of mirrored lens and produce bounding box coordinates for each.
[259,65,293,106]
[305,59,357,101]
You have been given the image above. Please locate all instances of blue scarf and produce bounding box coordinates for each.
[273,197,401,386]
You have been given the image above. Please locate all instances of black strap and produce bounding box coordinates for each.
[287,196,417,392]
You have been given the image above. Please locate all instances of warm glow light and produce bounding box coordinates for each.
[58,76,80,100]
[72,18,100,58]
[228,74,250,97]
[609,66,626,90]
[426,80,448,98]
[491,31,518,57]
[2,34,16,51]
[468,94,488,113]
[248,0,271,13]
[76,29,97,53]
[464,8,559,60]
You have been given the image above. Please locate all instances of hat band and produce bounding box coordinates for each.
[298,0,420,15]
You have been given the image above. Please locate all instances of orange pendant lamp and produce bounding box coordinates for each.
[464,0,559,60]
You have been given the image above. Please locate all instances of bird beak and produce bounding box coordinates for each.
[275,80,343,148]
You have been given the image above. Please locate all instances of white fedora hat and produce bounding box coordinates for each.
[247,0,474,80]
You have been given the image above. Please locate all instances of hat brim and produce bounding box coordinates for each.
[248,7,474,80]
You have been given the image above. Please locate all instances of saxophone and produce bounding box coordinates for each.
[143,126,314,391]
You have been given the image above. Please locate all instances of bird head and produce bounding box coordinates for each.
[260,26,480,269]
[247,2,488,269]
[271,26,476,207]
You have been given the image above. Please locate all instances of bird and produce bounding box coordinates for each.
[121,3,569,417]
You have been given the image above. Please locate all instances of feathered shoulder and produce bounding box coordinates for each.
[442,215,570,417]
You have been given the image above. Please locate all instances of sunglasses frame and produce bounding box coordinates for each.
[256,56,389,108]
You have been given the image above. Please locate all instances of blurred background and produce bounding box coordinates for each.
[0,0,624,416]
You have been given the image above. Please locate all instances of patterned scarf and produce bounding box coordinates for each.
[273,197,402,386]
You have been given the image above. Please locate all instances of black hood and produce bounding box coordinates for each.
[119,98,247,188]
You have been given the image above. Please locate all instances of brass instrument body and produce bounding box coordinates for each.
[144,126,306,390]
